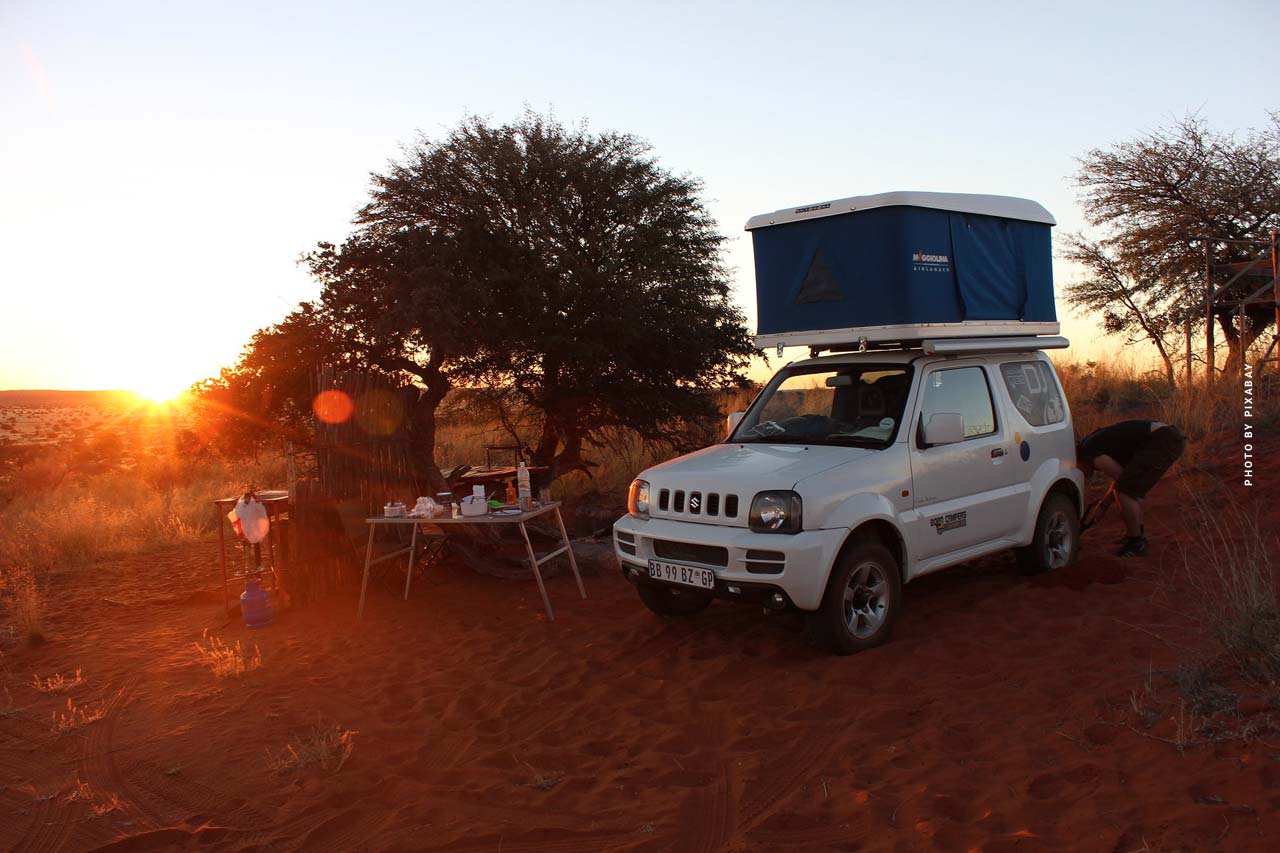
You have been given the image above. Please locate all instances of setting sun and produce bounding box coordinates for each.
[133,377,193,405]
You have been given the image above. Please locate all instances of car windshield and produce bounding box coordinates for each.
[730,364,912,448]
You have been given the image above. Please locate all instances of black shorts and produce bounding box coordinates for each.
[1116,426,1186,499]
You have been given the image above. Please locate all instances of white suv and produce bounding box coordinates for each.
[613,340,1083,654]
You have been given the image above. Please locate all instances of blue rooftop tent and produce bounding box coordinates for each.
[745,191,1059,351]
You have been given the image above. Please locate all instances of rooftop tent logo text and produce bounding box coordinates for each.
[912,250,951,272]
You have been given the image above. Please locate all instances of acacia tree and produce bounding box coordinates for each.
[1061,235,1180,386]
[308,111,753,482]
[191,303,361,456]
[1065,113,1280,377]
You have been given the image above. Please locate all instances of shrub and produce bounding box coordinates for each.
[0,561,44,645]
[268,721,357,774]
[51,697,104,733]
[32,669,84,693]
[194,629,262,679]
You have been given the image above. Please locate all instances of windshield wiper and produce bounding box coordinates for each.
[823,437,888,448]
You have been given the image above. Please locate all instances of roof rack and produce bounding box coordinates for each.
[804,335,1069,359]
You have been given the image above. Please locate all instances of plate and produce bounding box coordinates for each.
[647,559,715,590]
[492,508,522,516]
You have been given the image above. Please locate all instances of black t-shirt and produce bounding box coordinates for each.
[1078,419,1159,466]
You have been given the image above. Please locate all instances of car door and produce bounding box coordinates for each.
[905,362,1022,561]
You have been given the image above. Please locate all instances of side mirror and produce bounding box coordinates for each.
[727,411,744,435]
[923,413,965,446]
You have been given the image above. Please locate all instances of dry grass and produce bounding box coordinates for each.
[1178,484,1280,690]
[0,558,44,645]
[194,629,262,679]
[1120,479,1280,752]
[51,697,105,733]
[1129,663,1159,727]
[268,721,357,774]
[64,779,125,816]
[1054,352,1280,469]
[32,669,84,694]
[0,396,286,572]
[0,453,286,571]
[517,757,564,791]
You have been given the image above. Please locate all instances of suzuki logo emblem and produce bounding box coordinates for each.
[689,496,701,511]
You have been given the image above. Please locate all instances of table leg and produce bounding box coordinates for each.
[357,525,376,620]
[266,512,278,591]
[518,520,555,621]
[217,503,228,617]
[554,507,586,599]
[403,523,419,601]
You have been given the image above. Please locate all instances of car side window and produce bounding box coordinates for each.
[919,366,996,438]
[999,361,1065,426]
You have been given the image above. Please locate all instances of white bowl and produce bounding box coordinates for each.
[459,496,488,517]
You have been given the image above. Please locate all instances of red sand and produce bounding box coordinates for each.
[3,477,1279,851]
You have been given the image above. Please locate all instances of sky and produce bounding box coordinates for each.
[2,0,1276,396]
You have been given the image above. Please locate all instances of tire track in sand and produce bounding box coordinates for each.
[78,679,270,835]
[12,785,77,853]
[678,711,736,853]
[8,688,119,853]
[730,733,829,844]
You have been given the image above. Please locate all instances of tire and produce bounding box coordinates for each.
[1016,492,1080,575]
[807,539,902,655]
[637,582,714,616]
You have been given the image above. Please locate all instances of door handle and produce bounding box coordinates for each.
[991,448,1006,458]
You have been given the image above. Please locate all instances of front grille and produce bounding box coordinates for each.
[655,488,739,519]
[652,539,728,567]
[619,543,637,557]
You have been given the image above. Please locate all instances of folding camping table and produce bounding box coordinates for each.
[355,501,585,622]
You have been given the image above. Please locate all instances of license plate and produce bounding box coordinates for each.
[647,559,716,590]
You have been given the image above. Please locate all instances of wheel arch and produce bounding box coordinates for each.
[1046,476,1083,516]
[836,519,907,583]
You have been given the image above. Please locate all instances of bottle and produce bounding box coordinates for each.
[241,578,273,629]
[517,462,532,510]
[505,481,517,506]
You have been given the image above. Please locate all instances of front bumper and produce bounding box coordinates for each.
[611,515,848,611]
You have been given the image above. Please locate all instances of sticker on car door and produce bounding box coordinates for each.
[929,511,968,534]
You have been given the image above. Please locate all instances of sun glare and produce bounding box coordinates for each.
[134,379,191,405]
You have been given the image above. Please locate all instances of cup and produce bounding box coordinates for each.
[538,486,551,505]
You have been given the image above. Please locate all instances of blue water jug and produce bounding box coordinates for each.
[241,578,273,629]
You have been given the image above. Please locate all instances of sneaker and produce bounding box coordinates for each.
[1116,536,1148,558]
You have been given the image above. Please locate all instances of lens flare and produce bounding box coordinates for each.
[313,390,354,424]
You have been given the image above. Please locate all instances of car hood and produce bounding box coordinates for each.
[640,443,874,523]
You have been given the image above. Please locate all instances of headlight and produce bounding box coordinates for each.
[749,491,803,534]
[627,479,650,519]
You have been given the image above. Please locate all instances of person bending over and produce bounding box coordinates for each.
[1076,419,1186,557]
